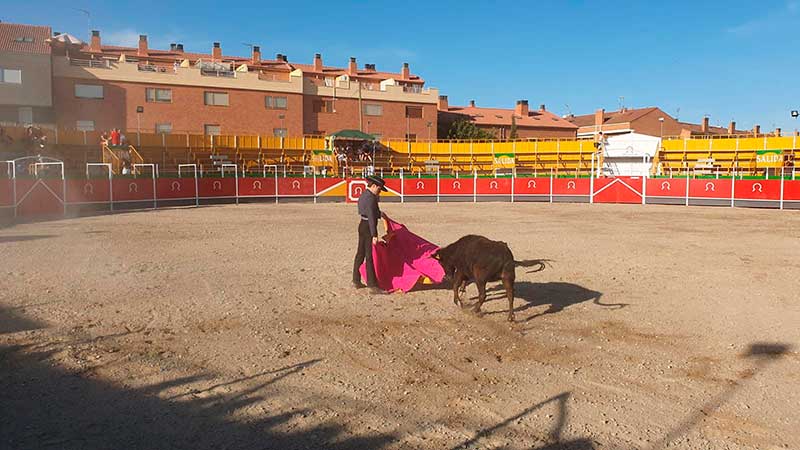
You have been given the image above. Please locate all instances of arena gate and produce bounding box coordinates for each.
[1,164,799,220]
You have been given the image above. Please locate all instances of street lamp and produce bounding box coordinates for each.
[792,110,799,135]
[659,117,665,138]
[426,121,432,141]
[136,106,144,145]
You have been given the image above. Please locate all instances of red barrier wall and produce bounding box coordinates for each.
[112,178,155,202]
[66,179,111,203]
[198,178,236,198]
[15,179,64,217]
[646,178,687,198]
[277,177,315,197]
[476,178,512,195]
[439,178,475,196]
[784,180,800,201]
[733,179,781,201]
[552,178,591,196]
[403,177,437,196]
[238,177,276,197]
[514,178,551,196]
[157,178,197,200]
[688,179,732,199]
[0,179,13,207]
[593,177,643,204]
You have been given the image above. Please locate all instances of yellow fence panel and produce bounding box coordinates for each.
[492,141,514,155]
[409,141,429,155]
[284,137,304,149]
[237,135,260,149]
[305,136,326,150]
[710,138,737,151]
[430,142,450,155]
[662,139,685,151]
[214,135,236,148]
[685,139,711,151]
[737,137,765,151]
[766,136,796,149]
[261,136,282,149]
[537,141,558,153]
[138,133,163,147]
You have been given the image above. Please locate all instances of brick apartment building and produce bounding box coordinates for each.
[0,23,54,125]
[1,22,439,139]
[437,97,578,139]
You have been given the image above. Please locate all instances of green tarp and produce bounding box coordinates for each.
[328,129,376,141]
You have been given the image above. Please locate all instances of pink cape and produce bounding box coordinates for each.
[359,217,445,293]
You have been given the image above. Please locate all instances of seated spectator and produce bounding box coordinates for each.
[121,161,131,176]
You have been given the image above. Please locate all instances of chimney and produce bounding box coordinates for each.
[539,104,546,111]
[138,34,148,57]
[212,42,221,60]
[775,127,782,137]
[176,44,184,53]
[313,53,323,71]
[728,121,736,134]
[251,45,261,63]
[515,100,529,117]
[89,30,101,53]
[169,43,176,51]
[54,31,61,36]
[753,124,761,136]
[469,100,476,108]
[348,57,357,74]
[364,63,376,71]
[594,108,605,127]
[701,116,709,133]
[276,53,283,61]
[438,95,449,111]
[401,62,410,79]
[281,54,288,62]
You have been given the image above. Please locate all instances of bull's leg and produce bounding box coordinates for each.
[473,279,487,316]
[452,271,465,308]
[503,274,515,322]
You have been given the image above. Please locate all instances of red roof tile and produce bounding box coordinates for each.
[0,22,51,55]
[444,105,578,130]
[568,107,660,127]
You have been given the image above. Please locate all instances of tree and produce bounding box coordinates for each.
[447,119,497,140]
[510,115,518,139]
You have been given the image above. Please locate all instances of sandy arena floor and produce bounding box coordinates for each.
[1,202,799,450]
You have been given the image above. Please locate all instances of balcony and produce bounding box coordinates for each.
[69,58,111,69]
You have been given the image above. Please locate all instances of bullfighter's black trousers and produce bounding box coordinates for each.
[353,220,378,287]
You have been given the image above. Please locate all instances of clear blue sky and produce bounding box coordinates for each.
[4,0,799,131]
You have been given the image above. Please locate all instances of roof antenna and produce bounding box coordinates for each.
[618,96,625,111]
[675,107,680,121]
[564,104,572,116]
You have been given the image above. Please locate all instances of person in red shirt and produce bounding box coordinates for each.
[110,129,120,146]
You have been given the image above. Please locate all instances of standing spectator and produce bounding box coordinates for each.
[111,128,121,146]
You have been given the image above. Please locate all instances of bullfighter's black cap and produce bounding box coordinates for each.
[366,175,387,191]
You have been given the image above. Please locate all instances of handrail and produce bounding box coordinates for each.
[102,144,121,174]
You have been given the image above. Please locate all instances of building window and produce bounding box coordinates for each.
[324,77,334,87]
[204,124,221,135]
[155,123,172,134]
[14,37,34,43]
[76,120,95,131]
[0,68,22,84]
[405,105,423,119]
[18,107,33,125]
[146,88,172,103]
[364,104,383,116]
[314,99,334,113]
[204,91,229,106]
[405,134,417,141]
[265,96,288,109]
[75,84,103,99]
[273,128,287,138]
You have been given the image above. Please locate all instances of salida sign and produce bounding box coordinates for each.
[756,149,783,168]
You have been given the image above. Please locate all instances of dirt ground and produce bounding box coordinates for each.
[1,202,799,450]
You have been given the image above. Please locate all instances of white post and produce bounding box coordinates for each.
[589,153,595,204]
[780,167,785,210]
[549,168,553,204]
[473,169,477,203]
[730,169,735,208]
[685,169,689,207]
[313,170,317,204]
[400,168,404,204]
[436,168,440,203]
[511,167,515,203]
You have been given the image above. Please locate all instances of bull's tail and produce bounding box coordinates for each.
[514,259,552,273]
